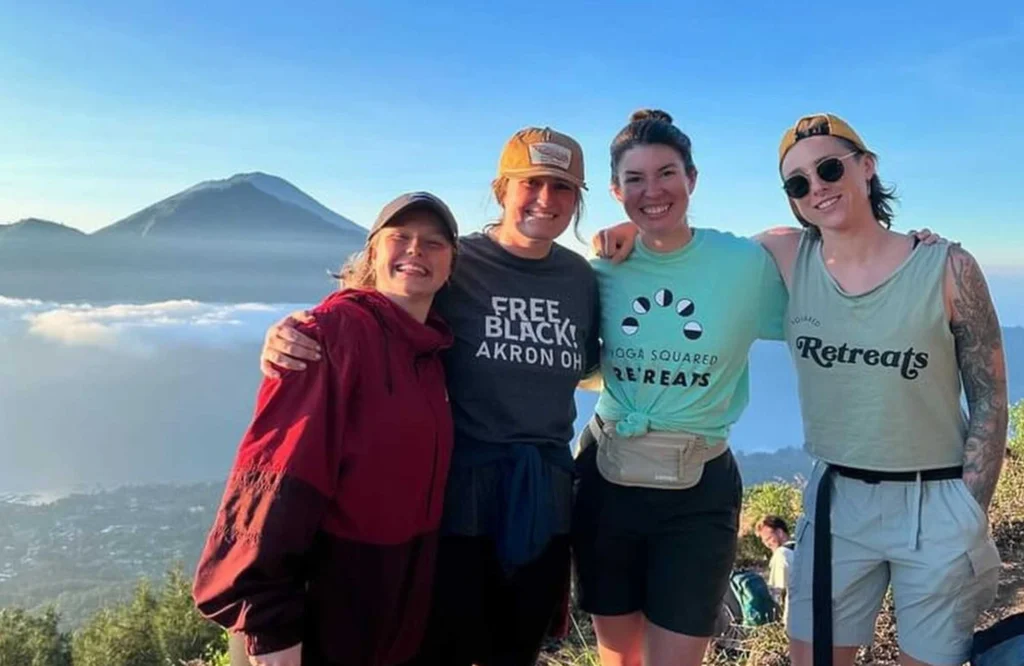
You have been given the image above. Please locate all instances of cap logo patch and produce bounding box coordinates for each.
[528,142,572,170]
[794,116,832,140]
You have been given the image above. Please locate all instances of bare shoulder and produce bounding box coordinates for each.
[944,244,1002,360]
[945,242,982,276]
[943,245,993,316]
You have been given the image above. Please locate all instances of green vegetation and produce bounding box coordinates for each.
[0,606,72,666]
[0,567,225,666]
[736,481,803,566]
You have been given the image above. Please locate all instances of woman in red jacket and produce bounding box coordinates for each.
[192,192,459,666]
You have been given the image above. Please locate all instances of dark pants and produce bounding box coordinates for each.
[403,534,571,666]
[572,443,742,637]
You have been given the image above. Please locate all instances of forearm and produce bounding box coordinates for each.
[962,413,1007,510]
[752,227,800,287]
[948,246,1009,509]
[578,369,603,392]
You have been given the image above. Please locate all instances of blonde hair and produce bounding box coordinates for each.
[337,244,377,289]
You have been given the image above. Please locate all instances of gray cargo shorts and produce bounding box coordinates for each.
[787,461,1001,666]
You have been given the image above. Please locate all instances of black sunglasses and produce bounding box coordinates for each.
[782,151,859,199]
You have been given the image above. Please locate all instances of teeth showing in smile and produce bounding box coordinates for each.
[815,196,840,211]
[526,210,556,221]
[395,263,428,276]
[641,204,671,216]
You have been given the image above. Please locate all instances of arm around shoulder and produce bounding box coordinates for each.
[753,226,802,286]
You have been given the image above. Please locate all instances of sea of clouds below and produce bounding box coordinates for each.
[1,273,1020,494]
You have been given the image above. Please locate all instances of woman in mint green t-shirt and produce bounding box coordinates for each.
[571,109,788,666]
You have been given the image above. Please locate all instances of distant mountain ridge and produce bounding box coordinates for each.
[0,218,87,242]
[0,174,367,303]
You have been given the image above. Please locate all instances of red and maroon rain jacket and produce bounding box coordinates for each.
[193,289,454,666]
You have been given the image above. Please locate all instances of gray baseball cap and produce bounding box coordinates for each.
[368,191,459,243]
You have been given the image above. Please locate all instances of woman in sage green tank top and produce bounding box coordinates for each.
[769,115,1007,666]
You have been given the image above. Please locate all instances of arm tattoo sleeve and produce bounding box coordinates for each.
[948,246,1008,510]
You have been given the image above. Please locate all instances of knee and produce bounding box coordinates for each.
[789,637,812,666]
[789,638,858,666]
[593,615,644,666]
[596,649,642,666]
[595,640,642,666]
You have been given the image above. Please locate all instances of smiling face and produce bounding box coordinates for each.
[758,526,786,551]
[781,135,876,231]
[612,143,697,235]
[370,210,455,300]
[498,175,580,242]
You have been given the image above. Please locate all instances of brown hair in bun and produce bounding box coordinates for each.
[611,108,695,185]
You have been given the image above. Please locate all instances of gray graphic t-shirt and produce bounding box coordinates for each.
[432,232,600,542]
[435,232,600,451]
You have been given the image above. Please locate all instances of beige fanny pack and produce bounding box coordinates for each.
[588,416,728,490]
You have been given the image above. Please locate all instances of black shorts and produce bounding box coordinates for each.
[571,441,742,637]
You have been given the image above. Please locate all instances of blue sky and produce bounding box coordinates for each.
[1,0,1022,267]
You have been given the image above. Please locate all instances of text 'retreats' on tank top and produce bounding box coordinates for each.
[785,232,966,472]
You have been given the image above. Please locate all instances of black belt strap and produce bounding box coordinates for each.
[812,466,835,666]
[832,465,963,484]
[811,464,963,666]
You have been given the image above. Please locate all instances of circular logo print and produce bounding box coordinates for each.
[620,289,703,341]
[632,297,651,314]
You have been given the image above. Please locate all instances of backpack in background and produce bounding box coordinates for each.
[728,570,779,626]
[972,612,1024,666]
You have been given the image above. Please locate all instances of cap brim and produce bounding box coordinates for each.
[370,198,459,242]
[500,166,587,190]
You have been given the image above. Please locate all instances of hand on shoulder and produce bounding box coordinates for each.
[261,310,320,379]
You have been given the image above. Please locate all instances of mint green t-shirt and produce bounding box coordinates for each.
[593,228,787,440]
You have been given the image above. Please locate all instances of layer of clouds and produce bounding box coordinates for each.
[0,297,302,351]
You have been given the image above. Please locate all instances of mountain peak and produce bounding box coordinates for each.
[224,173,361,232]
[93,174,365,241]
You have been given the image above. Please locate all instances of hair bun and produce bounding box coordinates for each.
[630,108,673,124]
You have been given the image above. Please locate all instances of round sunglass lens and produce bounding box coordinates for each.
[784,176,810,198]
[818,158,845,182]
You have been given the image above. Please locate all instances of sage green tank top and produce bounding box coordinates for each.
[785,232,967,471]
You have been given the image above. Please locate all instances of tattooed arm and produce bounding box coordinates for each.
[945,246,1008,511]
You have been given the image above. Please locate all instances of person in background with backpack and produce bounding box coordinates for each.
[727,569,781,628]
[758,515,795,623]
